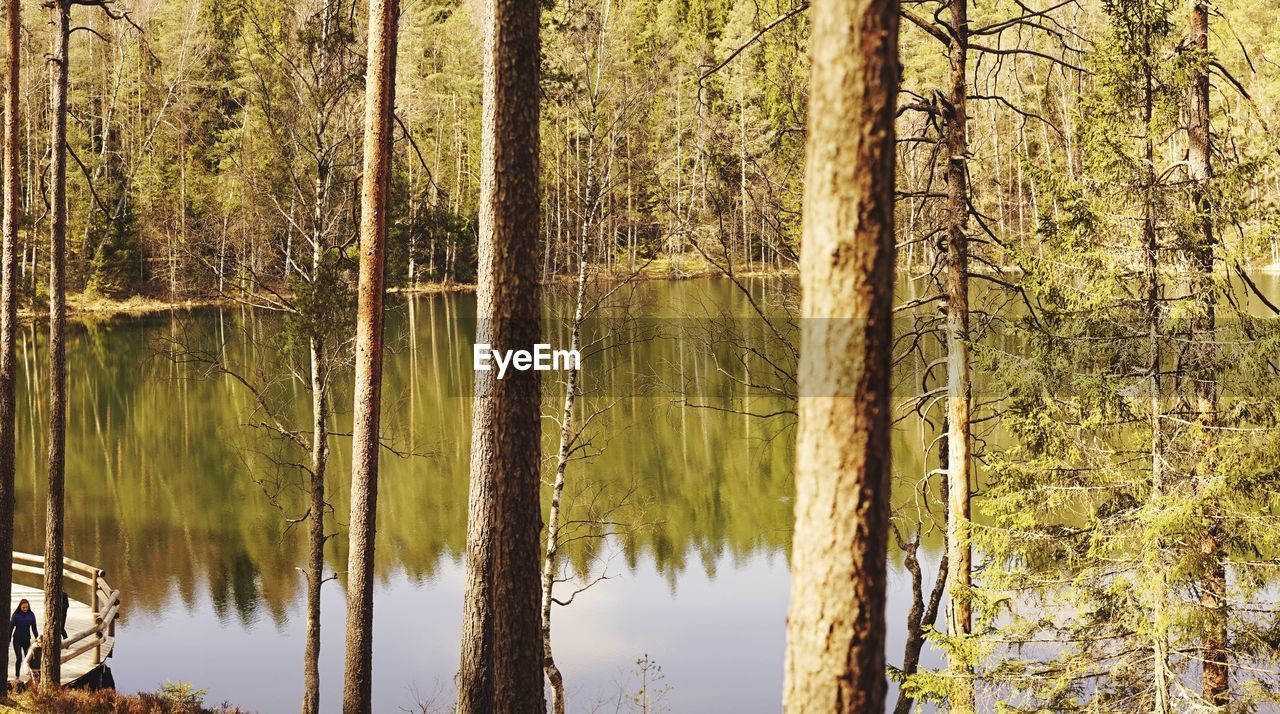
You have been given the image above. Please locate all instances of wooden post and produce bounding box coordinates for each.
[92,569,101,663]
[92,614,102,665]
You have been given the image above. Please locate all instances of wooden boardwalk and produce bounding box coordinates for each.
[6,554,119,688]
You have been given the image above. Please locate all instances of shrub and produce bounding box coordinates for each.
[20,683,247,714]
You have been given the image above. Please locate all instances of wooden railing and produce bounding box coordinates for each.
[12,551,119,667]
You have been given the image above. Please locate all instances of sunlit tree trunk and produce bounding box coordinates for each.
[0,0,20,694]
[781,0,899,708]
[942,0,975,708]
[304,282,329,714]
[304,332,328,714]
[1188,1,1227,706]
[42,0,71,689]
[456,0,544,705]
[341,0,399,711]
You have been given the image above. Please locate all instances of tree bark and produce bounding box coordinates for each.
[0,0,20,695]
[304,333,328,714]
[341,0,398,711]
[456,0,544,706]
[1142,19,1170,711]
[781,0,899,708]
[1188,2,1227,706]
[942,0,975,708]
[304,7,336,704]
[42,0,71,689]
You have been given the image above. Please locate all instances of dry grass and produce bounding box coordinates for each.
[0,683,248,714]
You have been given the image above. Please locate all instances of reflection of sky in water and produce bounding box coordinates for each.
[117,549,792,712]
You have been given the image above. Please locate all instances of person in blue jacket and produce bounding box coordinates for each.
[10,599,37,679]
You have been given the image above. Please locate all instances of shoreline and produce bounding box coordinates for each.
[13,267,798,322]
[22,256,1273,322]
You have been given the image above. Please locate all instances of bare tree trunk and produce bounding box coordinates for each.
[894,443,950,714]
[540,200,592,714]
[0,0,20,694]
[304,335,328,714]
[304,11,334,705]
[942,0,975,708]
[739,80,750,274]
[782,0,899,708]
[41,0,71,689]
[304,128,331,711]
[540,268,585,714]
[456,0,544,706]
[341,0,399,711]
[1188,2,1227,706]
[1149,226,1169,714]
[892,533,947,714]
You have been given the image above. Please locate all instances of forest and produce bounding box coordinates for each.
[0,0,1275,711]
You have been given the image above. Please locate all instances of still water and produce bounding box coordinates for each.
[12,279,803,713]
[14,272,1275,712]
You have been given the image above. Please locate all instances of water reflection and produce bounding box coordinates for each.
[13,279,797,711]
[22,271,1272,711]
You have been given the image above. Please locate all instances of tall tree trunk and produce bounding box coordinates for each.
[1141,19,1171,711]
[0,0,20,695]
[341,0,398,711]
[303,164,330,713]
[42,0,71,689]
[781,0,899,708]
[304,335,328,714]
[942,0,975,708]
[456,0,544,706]
[1188,2,1227,706]
[304,39,332,714]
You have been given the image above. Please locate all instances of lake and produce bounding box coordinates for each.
[11,272,1277,712]
[10,278,803,713]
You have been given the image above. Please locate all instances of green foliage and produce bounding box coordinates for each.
[283,247,357,351]
[625,654,672,713]
[86,182,142,299]
[156,682,208,712]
